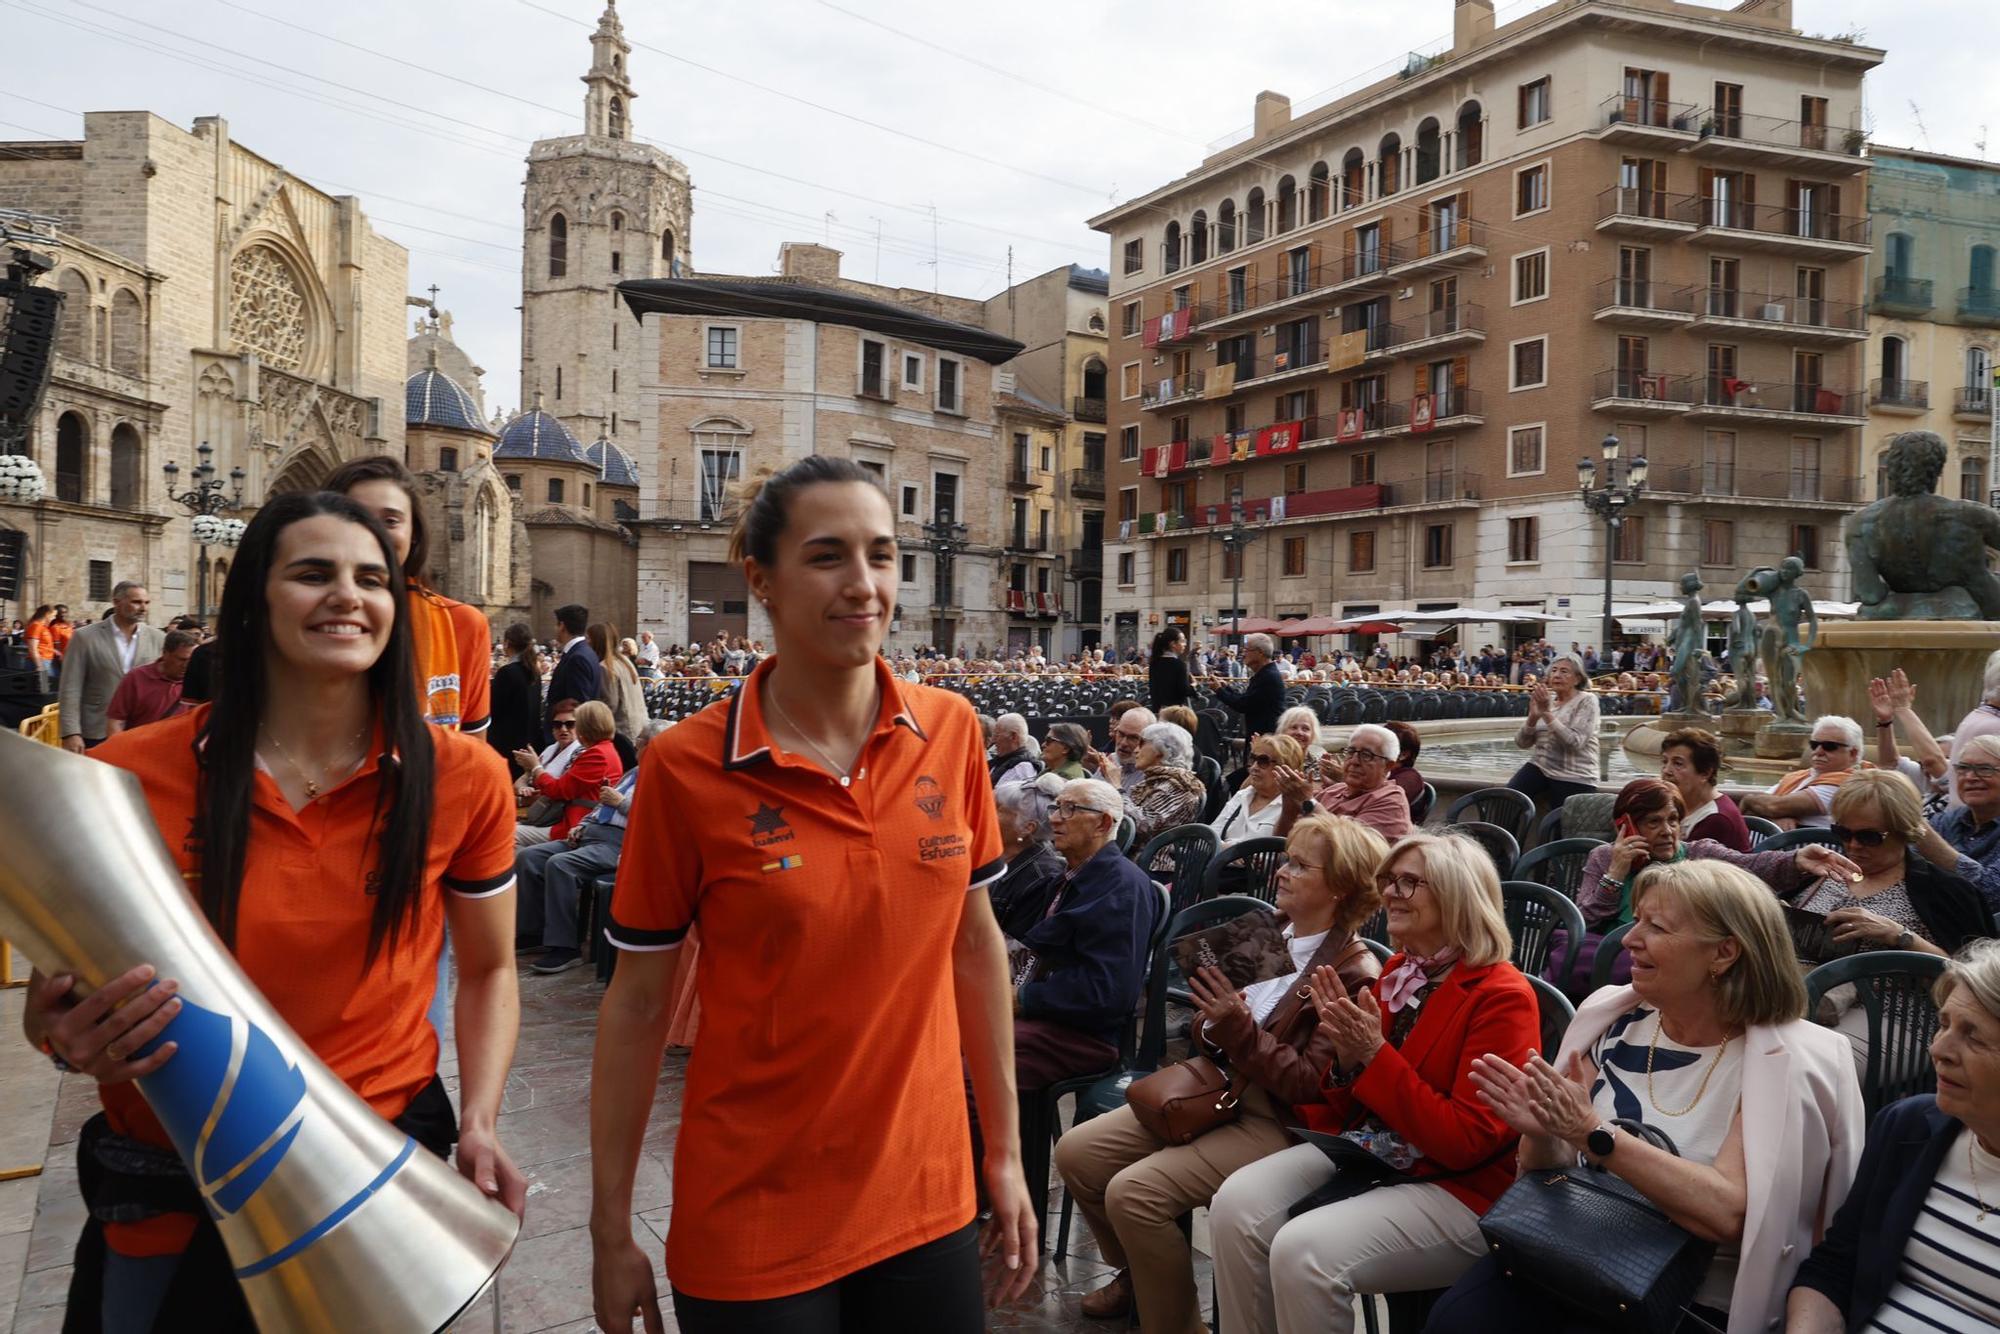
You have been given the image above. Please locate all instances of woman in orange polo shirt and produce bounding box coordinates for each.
[590,456,1037,1332]
[21,490,525,1331]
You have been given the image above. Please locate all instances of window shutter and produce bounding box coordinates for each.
[1657,72,1669,109]
[1827,184,1841,220]
[1786,180,1801,212]
[1743,173,1757,208]
[1453,357,1470,391]
[1414,364,1431,396]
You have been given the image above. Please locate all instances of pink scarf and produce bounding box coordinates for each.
[1379,947,1461,1013]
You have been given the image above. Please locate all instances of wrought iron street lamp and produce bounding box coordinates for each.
[162,440,245,625]
[1208,489,1260,647]
[921,507,970,655]
[1577,432,1648,655]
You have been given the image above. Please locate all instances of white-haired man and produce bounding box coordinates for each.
[1214,632,1284,744]
[1011,778,1162,1094]
[1741,714,1865,829]
[989,713,1041,787]
[1098,705,1157,793]
[1277,722,1413,841]
[1947,648,2000,804]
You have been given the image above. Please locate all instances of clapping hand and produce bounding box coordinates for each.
[1793,843,1863,884]
[1469,1049,1596,1149]
[511,747,540,773]
[1528,683,1551,716]
[1187,965,1250,1028]
[1866,676,1896,726]
[1308,967,1383,1070]
[1275,764,1313,805]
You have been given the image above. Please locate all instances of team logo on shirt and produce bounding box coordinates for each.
[747,802,795,849]
[913,776,947,821]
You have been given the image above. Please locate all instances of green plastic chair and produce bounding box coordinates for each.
[1804,950,1947,1117]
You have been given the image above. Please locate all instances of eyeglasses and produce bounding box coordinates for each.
[1051,801,1112,819]
[1376,871,1432,899]
[1829,824,1891,848]
[1807,739,1850,752]
[1249,754,1279,769]
[1286,856,1325,874]
[1954,762,2000,780]
[1340,747,1388,764]
[552,720,577,731]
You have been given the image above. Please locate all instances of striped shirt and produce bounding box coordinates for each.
[1866,1127,2000,1331]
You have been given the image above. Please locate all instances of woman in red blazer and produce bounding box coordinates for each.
[1207,831,1540,1334]
[513,699,622,840]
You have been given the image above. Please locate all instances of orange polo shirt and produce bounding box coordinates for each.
[609,656,1005,1301]
[90,706,517,1256]
[409,587,492,734]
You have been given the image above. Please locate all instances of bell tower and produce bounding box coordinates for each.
[582,2,635,141]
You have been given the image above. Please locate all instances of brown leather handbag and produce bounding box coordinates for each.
[1125,1056,1244,1146]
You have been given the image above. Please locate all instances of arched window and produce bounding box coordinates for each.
[55,270,91,362]
[109,289,143,376]
[549,213,569,279]
[504,473,521,493]
[1245,187,1267,243]
[109,423,140,510]
[1415,117,1442,184]
[662,229,677,273]
[1378,134,1402,197]
[1455,101,1484,169]
[1341,149,1365,210]
[1276,175,1298,233]
[608,96,624,139]
[1163,221,1182,274]
[1307,163,1330,222]
[1082,357,1107,400]
[1189,210,1209,264]
[610,212,624,232]
[1217,199,1237,253]
[55,411,86,503]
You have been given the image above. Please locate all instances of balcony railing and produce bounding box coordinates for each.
[1426,387,1484,423]
[1870,377,1930,410]
[1956,386,1994,417]
[1597,93,1700,133]
[1592,369,1698,404]
[1392,302,1485,346]
[1396,217,1487,264]
[1071,395,1107,423]
[1873,276,1934,312]
[1694,286,1866,333]
[1652,464,1864,504]
[1594,277,1698,317]
[1240,342,1322,384]
[1340,239,1407,283]
[1693,377,1863,418]
[1006,533,1051,553]
[1006,462,1038,488]
[1691,199,1871,246]
[1690,108,1865,158]
[1069,468,1105,497]
[1140,369,1206,407]
[1422,471,1484,503]
[1960,287,2000,325]
[1070,546,1104,577]
[1596,185,1700,227]
[1332,399,1411,437]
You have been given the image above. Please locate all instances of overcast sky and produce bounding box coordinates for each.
[1,0,1982,418]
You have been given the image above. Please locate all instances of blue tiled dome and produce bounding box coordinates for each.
[586,436,639,487]
[405,366,484,431]
[495,409,589,465]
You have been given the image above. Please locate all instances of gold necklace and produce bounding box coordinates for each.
[764,684,872,789]
[1972,1136,1994,1223]
[264,726,369,801]
[1646,1020,1733,1118]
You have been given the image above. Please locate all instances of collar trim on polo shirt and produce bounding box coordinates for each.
[723,656,926,771]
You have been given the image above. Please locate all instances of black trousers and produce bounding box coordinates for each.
[1424,1252,1729,1334]
[672,1221,984,1334]
[1506,761,1597,808]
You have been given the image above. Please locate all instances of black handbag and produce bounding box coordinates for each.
[1478,1120,1717,1334]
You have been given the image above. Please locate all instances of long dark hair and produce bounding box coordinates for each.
[197,490,436,970]
[1151,627,1184,658]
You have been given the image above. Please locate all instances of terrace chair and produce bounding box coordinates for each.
[1115,812,1138,855]
[1501,881,1588,981]
[1528,973,1578,1057]
[1452,820,1520,880]
[1409,782,1438,825]
[1804,951,1948,1118]
[1444,786,1537,845]
[1135,823,1221,919]
[1511,838,1605,902]
[1558,792,1618,843]
[1756,827,1843,855]
[1590,921,1637,991]
[1200,836,1289,907]
[1743,815,1783,844]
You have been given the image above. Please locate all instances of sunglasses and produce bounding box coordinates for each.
[1829,824,1891,848]
[1807,739,1850,752]
[1249,754,1280,768]
[552,720,578,730]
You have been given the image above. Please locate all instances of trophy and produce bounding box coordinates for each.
[0,730,518,1331]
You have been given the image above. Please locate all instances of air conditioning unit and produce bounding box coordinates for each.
[1262,325,1277,336]
[1760,302,1787,321]
[1397,287,1415,301]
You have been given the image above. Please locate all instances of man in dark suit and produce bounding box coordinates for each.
[542,603,602,745]
[487,622,542,776]
[1214,632,1283,742]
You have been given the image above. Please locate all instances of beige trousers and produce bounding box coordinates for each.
[1053,1087,1292,1334]
[1208,1141,1487,1334]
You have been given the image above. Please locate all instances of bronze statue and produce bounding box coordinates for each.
[1725,591,1760,711]
[1743,558,1817,725]
[1668,572,1713,715]
[1848,430,2000,620]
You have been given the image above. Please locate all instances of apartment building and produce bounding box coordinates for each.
[1863,147,2000,500]
[1092,0,1882,654]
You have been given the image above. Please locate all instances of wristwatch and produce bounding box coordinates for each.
[1895,929,1914,950]
[1586,1122,1617,1159]
[1298,798,1318,816]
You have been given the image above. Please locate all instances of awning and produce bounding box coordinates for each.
[1209,617,1286,635]
[1274,616,1351,635]
[1614,599,1862,625]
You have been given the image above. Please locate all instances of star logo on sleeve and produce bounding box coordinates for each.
[747,802,788,836]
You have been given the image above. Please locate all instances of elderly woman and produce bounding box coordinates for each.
[1041,721,1093,782]
[1506,653,1600,809]
[1158,703,1202,740]
[1276,722,1412,844]
[1055,816,1388,1330]
[1915,732,2000,916]
[1740,715,1865,830]
[1120,721,1207,850]
[1212,734,1304,847]
[1384,721,1424,809]
[1208,833,1540,1334]
[1787,938,2000,1331]
[1431,860,1865,1334]
[1660,726,1751,850]
[1278,705,1329,782]
[989,774,1067,941]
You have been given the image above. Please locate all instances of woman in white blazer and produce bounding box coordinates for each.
[1428,859,1865,1334]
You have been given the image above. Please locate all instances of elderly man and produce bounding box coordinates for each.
[989,712,1041,787]
[103,629,198,735]
[1214,632,1284,743]
[1948,649,2000,804]
[1099,705,1157,793]
[57,582,162,751]
[517,719,669,974]
[1740,714,1864,830]
[1277,722,1413,841]
[1013,778,1162,1093]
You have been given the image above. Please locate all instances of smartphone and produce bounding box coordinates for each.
[1614,814,1638,842]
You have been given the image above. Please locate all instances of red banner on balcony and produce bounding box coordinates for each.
[1167,439,1189,473]
[1812,387,1844,415]
[1411,393,1435,434]
[1141,444,1165,478]
[1256,420,1303,455]
[1143,308,1195,347]
[1006,590,1027,613]
[1335,407,1364,442]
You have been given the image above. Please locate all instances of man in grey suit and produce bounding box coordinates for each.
[59,582,164,751]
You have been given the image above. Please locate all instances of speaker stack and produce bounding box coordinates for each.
[0,278,61,430]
